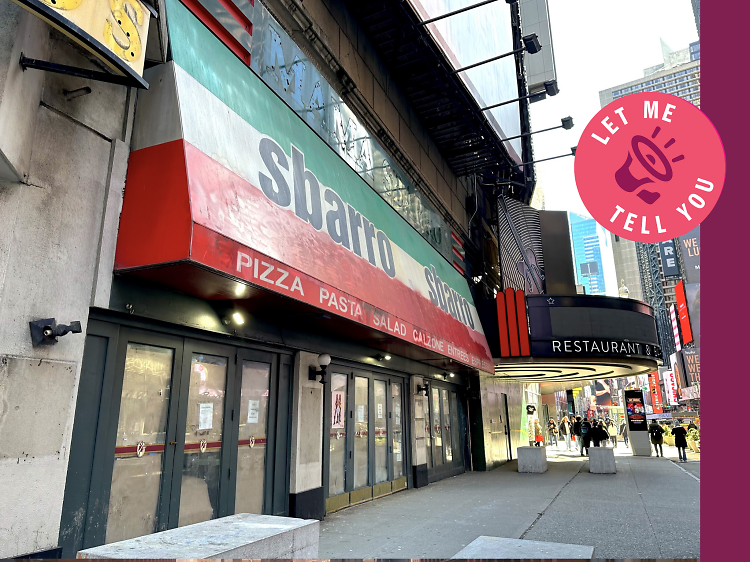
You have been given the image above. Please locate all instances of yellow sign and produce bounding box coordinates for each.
[12,0,152,87]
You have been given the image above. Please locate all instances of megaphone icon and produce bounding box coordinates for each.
[615,127,684,205]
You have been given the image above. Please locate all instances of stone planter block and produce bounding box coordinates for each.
[588,446,616,473]
[77,514,319,559]
[517,446,548,473]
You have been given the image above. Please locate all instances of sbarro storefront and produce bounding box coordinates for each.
[58,0,493,555]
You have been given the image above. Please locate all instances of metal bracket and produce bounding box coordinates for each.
[19,53,146,88]
[29,318,82,347]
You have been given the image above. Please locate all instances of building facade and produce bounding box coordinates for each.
[568,213,617,297]
[599,41,700,109]
[0,0,548,556]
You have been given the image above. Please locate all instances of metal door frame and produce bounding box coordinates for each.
[63,317,292,555]
[167,339,238,527]
[323,365,410,509]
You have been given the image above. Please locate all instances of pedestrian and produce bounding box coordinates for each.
[548,419,559,448]
[591,421,607,447]
[607,419,618,447]
[672,424,689,462]
[649,420,665,457]
[580,417,592,456]
[619,419,629,448]
[688,421,697,430]
[559,416,571,450]
[533,418,544,447]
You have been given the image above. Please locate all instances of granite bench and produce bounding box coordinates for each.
[77,513,319,559]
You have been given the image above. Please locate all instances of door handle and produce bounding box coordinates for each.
[170,441,177,446]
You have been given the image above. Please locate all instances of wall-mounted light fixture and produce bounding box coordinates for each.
[232,312,245,325]
[373,354,392,361]
[309,353,331,385]
[29,318,81,347]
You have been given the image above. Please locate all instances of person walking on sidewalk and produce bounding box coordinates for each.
[649,420,665,457]
[606,419,618,447]
[533,419,544,447]
[548,419,559,448]
[579,417,592,456]
[620,419,629,448]
[672,424,689,462]
[559,416,571,450]
[591,421,608,447]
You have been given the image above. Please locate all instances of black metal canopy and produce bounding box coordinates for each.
[344,0,533,200]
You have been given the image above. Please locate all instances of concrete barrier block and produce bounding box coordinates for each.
[589,446,616,473]
[517,446,547,473]
[76,514,319,559]
[451,536,594,559]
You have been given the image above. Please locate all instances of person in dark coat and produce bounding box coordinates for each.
[672,424,689,462]
[687,421,698,430]
[591,421,608,447]
[580,417,592,456]
[649,420,665,457]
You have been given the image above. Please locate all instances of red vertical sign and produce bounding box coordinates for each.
[675,280,694,345]
[648,371,663,413]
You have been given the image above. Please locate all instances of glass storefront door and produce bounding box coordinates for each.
[325,368,408,512]
[424,380,466,482]
[101,330,281,543]
[106,342,176,543]
[234,357,273,515]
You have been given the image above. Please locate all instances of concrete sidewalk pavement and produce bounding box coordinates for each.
[318,452,699,559]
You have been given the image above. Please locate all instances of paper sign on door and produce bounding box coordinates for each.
[248,400,260,423]
[199,403,213,430]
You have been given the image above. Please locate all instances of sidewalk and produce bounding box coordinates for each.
[318,448,699,559]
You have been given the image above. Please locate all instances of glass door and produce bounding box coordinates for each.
[324,368,409,512]
[232,349,276,515]
[353,376,369,489]
[328,373,348,497]
[172,340,235,528]
[105,335,236,541]
[373,380,389,485]
[391,382,404,480]
[106,339,180,543]
[431,388,443,465]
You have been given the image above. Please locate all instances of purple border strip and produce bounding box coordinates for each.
[703,1,749,558]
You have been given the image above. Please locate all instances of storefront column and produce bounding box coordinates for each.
[410,376,429,487]
[288,351,325,519]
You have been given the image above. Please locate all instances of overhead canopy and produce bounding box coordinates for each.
[114,1,494,373]
[344,0,531,198]
[493,293,661,384]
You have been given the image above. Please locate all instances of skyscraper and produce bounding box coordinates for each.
[599,39,700,361]
[599,40,700,108]
[691,0,700,36]
[568,213,618,296]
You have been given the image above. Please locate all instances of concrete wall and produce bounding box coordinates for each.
[264,0,473,234]
[476,376,524,468]
[289,352,324,495]
[0,9,133,556]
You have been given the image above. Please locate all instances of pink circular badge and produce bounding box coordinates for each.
[574,92,725,242]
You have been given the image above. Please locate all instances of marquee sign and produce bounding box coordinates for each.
[11,0,153,88]
[534,338,660,359]
[525,294,660,361]
[114,0,492,371]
